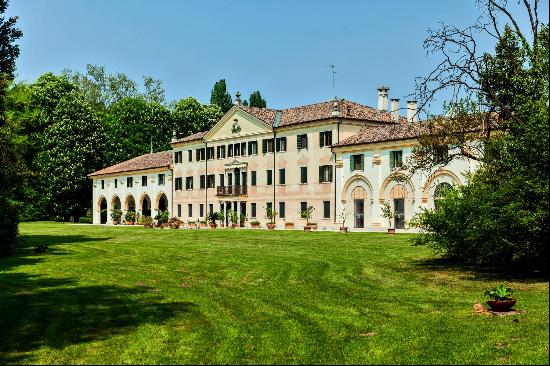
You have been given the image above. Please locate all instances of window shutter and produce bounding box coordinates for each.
[297,135,302,150]
[350,156,356,171]
[360,154,364,171]
[390,152,395,169]
[319,166,324,183]
[304,135,308,149]
[328,166,333,182]
[262,139,267,154]
[275,138,280,152]
[319,132,324,147]
[328,131,332,146]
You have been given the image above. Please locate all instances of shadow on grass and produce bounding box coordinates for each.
[412,257,548,282]
[0,271,196,363]
[19,234,111,248]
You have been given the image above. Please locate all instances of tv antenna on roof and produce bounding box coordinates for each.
[328,64,336,99]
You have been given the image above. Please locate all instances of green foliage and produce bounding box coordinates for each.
[78,216,93,224]
[380,202,394,227]
[110,209,123,221]
[142,216,154,227]
[247,90,267,108]
[207,211,221,225]
[298,206,314,225]
[172,97,222,138]
[210,79,233,113]
[227,209,238,225]
[265,207,278,224]
[155,210,169,225]
[124,211,136,222]
[484,284,514,300]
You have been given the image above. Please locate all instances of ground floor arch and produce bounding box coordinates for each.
[141,194,151,217]
[156,192,168,215]
[98,196,108,224]
[125,195,136,212]
[112,195,121,210]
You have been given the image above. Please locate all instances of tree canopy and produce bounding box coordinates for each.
[210,79,233,113]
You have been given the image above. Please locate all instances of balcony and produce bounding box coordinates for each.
[216,185,247,197]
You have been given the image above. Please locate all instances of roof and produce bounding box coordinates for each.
[171,130,208,144]
[88,151,172,177]
[237,99,405,128]
[333,123,428,147]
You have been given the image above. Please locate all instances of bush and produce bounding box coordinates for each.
[142,216,154,228]
[155,210,169,225]
[78,216,93,224]
[124,211,136,222]
[168,216,183,229]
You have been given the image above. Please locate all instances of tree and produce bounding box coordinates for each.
[210,79,233,113]
[410,0,549,272]
[171,97,222,138]
[0,0,22,255]
[35,91,107,220]
[248,90,267,108]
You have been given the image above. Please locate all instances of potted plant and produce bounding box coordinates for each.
[168,216,183,229]
[124,211,136,225]
[143,216,154,228]
[299,205,315,231]
[309,222,318,230]
[337,204,349,232]
[110,209,123,225]
[285,222,294,229]
[381,201,395,234]
[199,219,207,228]
[155,210,170,228]
[188,219,196,228]
[228,209,239,228]
[137,213,143,225]
[250,220,260,228]
[484,284,517,312]
[265,207,277,230]
[207,211,220,228]
[219,209,225,227]
[239,213,247,228]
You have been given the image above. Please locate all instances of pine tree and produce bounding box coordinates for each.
[210,79,233,113]
[248,90,267,108]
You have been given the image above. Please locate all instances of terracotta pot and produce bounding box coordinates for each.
[311,224,318,230]
[231,224,239,228]
[387,228,396,234]
[112,220,119,225]
[200,222,207,228]
[251,223,260,229]
[285,223,294,229]
[340,227,348,233]
[210,224,217,229]
[304,225,311,231]
[487,299,517,312]
[127,221,134,225]
[188,223,196,228]
[267,223,276,230]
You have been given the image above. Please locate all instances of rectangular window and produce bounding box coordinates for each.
[200,204,204,218]
[279,202,286,219]
[323,201,331,219]
[188,204,192,217]
[276,137,287,152]
[262,138,274,154]
[219,174,225,187]
[234,143,240,157]
[319,165,333,183]
[300,202,307,218]
[186,176,193,190]
[251,171,257,186]
[200,175,206,189]
[101,180,104,189]
[248,141,258,155]
[266,170,273,185]
[188,150,192,162]
[207,146,215,160]
[279,168,285,185]
[217,145,226,159]
[175,177,183,190]
[209,204,213,215]
[227,144,234,157]
[251,203,257,218]
[350,154,364,171]
[267,202,273,211]
[175,151,183,164]
[114,178,117,188]
[207,174,215,188]
[434,146,449,163]
[390,150,403,169]
[177,204,182,217]
[300,167,308,184]
[127,177,133,187]
[196,148,205,161]
[158,174,165,185]
[142,176,147,186]
[319,131,333,147]
[297,134,308,150]
[241,142,247,156]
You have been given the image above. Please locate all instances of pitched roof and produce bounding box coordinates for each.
[171,130,208,144]
[333,123,428,147]
[237,99,404,127]
[88,151,172,177]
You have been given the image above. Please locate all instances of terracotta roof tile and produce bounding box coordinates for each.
[172,130,208,144]
[88,151,172,177]
[236,106,278,126]
[334,123,428,147]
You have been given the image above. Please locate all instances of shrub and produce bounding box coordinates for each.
[168,216,183,229]
[110,209,123,221]
[124,211,136,222]
[78,216,93,224]
[155,210,169,225]
[142,216,154,228]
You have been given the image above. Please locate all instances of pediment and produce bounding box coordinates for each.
[204,107,272,141]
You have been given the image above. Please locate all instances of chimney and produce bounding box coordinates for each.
[234,91,242,106]
[377,86,390,111]
[390,98,400,122]
[406,100,418,122]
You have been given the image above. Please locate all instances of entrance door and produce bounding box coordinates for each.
[394,198,405,229]
[240,202,246,227]
[225,201,231,226]
[354,199,364,228]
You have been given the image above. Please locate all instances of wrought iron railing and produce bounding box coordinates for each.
[216,185,247,196]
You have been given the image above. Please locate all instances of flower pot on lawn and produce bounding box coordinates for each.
[112,220,119,225]
[310,223,318,230]
[387,228,396,234]
[340,226,348,233]
[210,224,217,229]
[199,221,207,228]
[188,222,196,229]
[250,222,260,229]
[231,224,239,229]
[285,223,294,230]
[303,225,312,231]
[486,299,517,312]
[267,223,276,230]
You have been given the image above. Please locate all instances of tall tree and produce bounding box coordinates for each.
[171,97,222,138]
[0,0,22,255]
[35,91,107,220]
[210,79,233,113]
[248,90,267,108]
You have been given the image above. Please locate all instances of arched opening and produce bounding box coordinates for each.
[390,184,407,229]
[112,196,121,210]
[141,194,151,217]
[434,182,452,211]
[352,186,367,228]
[99,197,108,224]
[157,193,168,216]
[125,195,136,212]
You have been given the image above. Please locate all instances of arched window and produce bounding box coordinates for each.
[434,182,452,210]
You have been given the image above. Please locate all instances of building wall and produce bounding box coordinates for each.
[334,140,479,231]
[91,167,172,224]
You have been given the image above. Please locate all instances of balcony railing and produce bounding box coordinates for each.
[216,185,247,197]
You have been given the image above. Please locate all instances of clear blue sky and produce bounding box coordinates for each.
[6,0,548,114]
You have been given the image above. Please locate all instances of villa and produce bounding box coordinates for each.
[88,87,478,231]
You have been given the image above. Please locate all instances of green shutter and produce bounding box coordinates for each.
[319,132,324,147]
[328,166,333,182]
[360,154,364,171]
[390,152,395,169]
[327,131,332,145]
[262,139,267,154]
[319,166,324,183]
[350,156,356,171]
[297,135,302,150]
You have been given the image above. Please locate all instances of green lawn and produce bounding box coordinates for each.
[0,222,548,364]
